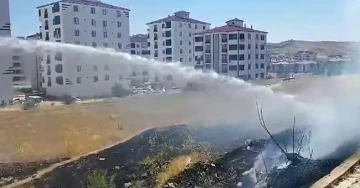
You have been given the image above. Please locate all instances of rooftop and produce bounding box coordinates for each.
[37,0,130,11]
[195,18,267,34]
[146,10,210,25]
[130,34,148,43]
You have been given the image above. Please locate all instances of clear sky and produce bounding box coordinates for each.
[8,0,360,42]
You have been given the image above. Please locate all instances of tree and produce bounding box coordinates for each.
[111,83,130,98]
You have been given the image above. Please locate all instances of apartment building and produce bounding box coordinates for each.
[11,34,42,90]
[294,50,317,61]
[0,0,14,105]
[128,34,153,84]
[194,18,268,80]
[147,11,210,66]
[36,0,131,97]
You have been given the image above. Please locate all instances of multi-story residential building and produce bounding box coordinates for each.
[193,18,268,80]
[130,34,150,58]
[129,34,153,84]
[147,11,210,66]
[294,50,317,61]
[0,0,14,105]
[36,0,131,97]
[11,33,42,90]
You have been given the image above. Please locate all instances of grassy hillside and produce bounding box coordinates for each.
[268,40,360,56]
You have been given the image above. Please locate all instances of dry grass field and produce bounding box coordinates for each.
[0,94,192,162]
[0,76,338,163]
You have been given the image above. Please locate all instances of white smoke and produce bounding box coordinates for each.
[0,36,359,160]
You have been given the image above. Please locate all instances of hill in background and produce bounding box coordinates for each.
[268,39,360,56]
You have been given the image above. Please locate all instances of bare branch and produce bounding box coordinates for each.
[255,100,287,155]
[293,116,296,154]
[282,132,288,153]
[296,132,306,154]
[260,150,269,177]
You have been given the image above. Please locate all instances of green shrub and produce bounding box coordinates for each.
[86,169,116,188]
[111,83,130,98]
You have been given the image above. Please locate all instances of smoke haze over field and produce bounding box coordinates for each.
[1,0,360,160]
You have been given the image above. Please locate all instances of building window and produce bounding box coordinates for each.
[195,36,203,42]
[76,77,81,83]
[74,17,79,25]
[239,33,245,40]
[165,48,172,55]
[130,50,136,55]
[94,65,98,71]
[118,43,122,49]
[91,19,96,26]
[165,21,171,28]
[92,42,97,47]
[180,40,182,45]
[229,55,238,61]
[93,76,98,82]
[229,65,237,71]
[91,31,96,37]
[38,9,41,17]
[248,54,251,60]
[179,32,182,37]
[103,20,107,27]
[116,11,121,17]
[102,9,107,15]
[74,29,80,36]
[188,32,191,37]
[54,28,61,39]
[248,44,251,49]
[55,76,63,85]
[261,63,265,69]
[47,77,52,87]
[165,31,171,37]
[189,49,192,53]
[117,21,121,27]
[73,5,79,12]
[188,23,191,28]
[46,54,51,64]
[189,57,192,62]
[228,33,237,40]
[45,20,49,30]
[248,64,251,69]
[256,54,259,59]
[189,41,191,46]
[47,65,51,75]
[55,52,62,61]
[179,22,182,27]
[260,45,265,50]
[53,15,61,25]
[180,49,183,54]
[44,9,48,18]
[256,64,259,69]
[205,35,211,43]
[261,54,265,59]
[103,43,108,47]
[229,44,237,50]
[91,7,95,14]
[195,46,203,52]
[256,44,258,49]
[77,65,81,72]
[165,39,171,46]
[117,32,122,38]
[52,3,60,13]
[104,74,109,81]
[260,35,265,40]
[103,32,108,38]
[180,58,183,62]
[239,65,245,71]
[260,73,265,78]
[239,54,245,61]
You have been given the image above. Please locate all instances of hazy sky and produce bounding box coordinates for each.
[9,0,360,42]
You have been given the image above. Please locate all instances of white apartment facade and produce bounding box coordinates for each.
[37,0,131,98]
[0,0,14,105]
[147,11,210,81]
[193,18,268,80]
[129,34,153,84]
[11,34,42,90]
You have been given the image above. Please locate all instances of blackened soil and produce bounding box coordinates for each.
[165,139,268,188]
[0,158,68,186]
[21,124,258,188]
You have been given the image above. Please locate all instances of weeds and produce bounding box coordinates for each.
[86,169,116,188]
